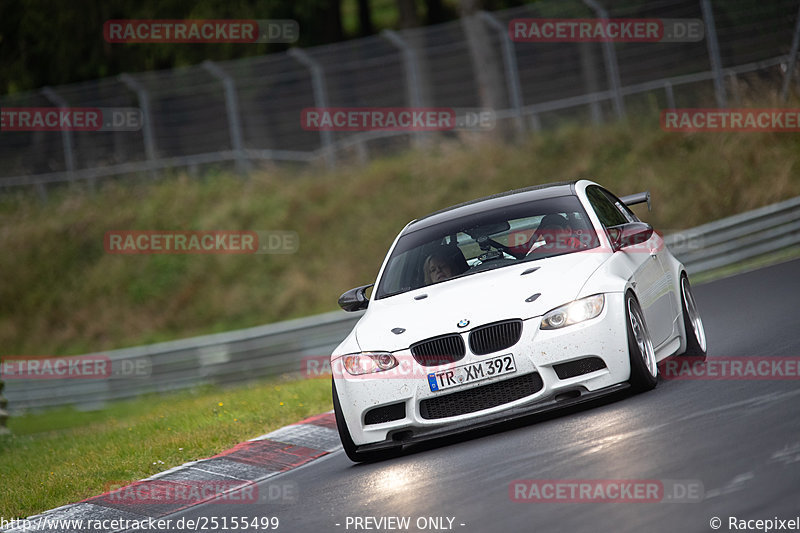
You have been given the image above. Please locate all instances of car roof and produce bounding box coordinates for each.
[406,180,578,233]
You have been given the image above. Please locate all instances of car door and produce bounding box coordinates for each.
[585,186,674,346]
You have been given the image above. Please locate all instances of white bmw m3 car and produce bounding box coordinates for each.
[331,179,707,462]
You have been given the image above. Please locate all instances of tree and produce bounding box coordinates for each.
[357,0,374,36]
[396,0,419,29]
[424,0,449,25]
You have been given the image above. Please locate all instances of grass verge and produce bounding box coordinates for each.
[0,375,332,519]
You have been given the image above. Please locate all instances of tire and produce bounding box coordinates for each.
[679,274,707,360]
[625,292,658,392]
[331,378,399,463]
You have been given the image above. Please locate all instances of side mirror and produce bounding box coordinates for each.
[607,222,653,251]
[338,284,373,312]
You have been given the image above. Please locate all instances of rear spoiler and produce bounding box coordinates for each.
[620,191,651,211]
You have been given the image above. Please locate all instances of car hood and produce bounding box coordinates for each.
[355,252,608,352]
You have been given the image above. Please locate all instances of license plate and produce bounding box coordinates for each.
[428,354,516,392]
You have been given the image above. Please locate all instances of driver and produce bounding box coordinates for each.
[508,214,581,257]
[423,247,468,284]
[536,214,572,248]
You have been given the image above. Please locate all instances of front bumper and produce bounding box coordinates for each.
[333,292,630,447]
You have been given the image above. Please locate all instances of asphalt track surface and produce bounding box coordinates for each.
[166,259,800,533]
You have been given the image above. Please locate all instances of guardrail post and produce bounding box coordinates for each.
[354,139,369,166]
[727,71,741,104]
[288,48,336,170]
[700,0,728,108]
[781,4,800,102]
[582,0,625,119]
[119,74,159,179]
[478,11,527,138]
[41,87,83,189]
[202,61,250,175]
[381,30,428,147]
[663,81,676,109]
[0,378,9,435]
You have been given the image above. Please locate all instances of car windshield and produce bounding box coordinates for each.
[375,194,599,299]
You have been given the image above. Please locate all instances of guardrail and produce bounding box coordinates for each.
[0,379,8,434]
[2,310,363,413]
[664,195,800,273]
[3,196,799,412]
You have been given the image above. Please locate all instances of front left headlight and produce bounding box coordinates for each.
[342,352,398,375]
[540,294,605,330]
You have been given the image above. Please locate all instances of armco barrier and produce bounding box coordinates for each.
[0,379,8,434]
[3,196,799,411]
[664,195,800,273]
[2,310,363,412]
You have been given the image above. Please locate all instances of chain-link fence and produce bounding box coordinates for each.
[1,0,799,199]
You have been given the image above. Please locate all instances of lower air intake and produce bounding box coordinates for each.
[419,373,543,420]
[365,402,406,425]
[553,357,607,379]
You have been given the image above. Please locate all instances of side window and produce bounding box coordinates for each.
[603,190,640,223]
[586,186,627,228]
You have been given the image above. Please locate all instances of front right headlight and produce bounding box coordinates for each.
[540,294,605,330]
[342,352,398,375]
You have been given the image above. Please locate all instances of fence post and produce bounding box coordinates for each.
[41,87,82,189]
[1,101,47,202]
[579,43,603,125]
[202,61,250,175]
[0,377,9,435]
[478,11,527,138]
[119,74,159,179]
[727,71,740,104]
[288,48,336,169]
[382,30,428,147]
[461,5,509,139]
[582,0,625,119]
[700,0,727,108]
[663,81,676,109]
[781,4,800,102]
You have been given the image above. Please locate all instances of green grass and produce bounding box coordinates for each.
[0,375,332,519]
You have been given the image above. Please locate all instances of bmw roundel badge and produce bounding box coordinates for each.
[457,319,470,328]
